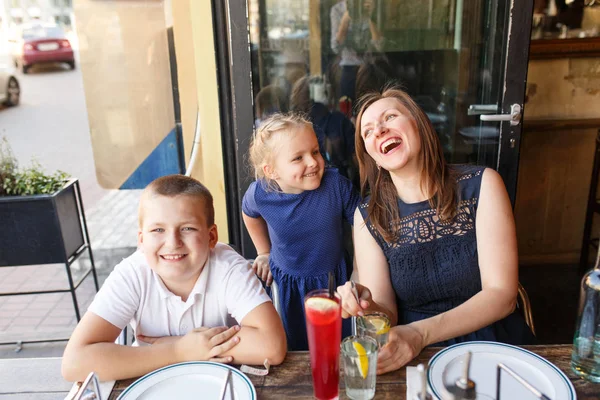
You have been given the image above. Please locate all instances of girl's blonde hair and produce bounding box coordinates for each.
[249,112,313,186]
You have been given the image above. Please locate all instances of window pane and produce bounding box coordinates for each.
[248,0,508,174]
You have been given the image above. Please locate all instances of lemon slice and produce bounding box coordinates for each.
[305,297,338,311]
[369,317,390,335]
[352,341,369,379]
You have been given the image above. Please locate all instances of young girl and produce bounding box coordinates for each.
[242,113,361,350]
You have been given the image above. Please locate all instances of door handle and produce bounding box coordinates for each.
[467,104,498,115]
[479,104,522,126]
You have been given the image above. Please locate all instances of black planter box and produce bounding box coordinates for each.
[0,179,99,346]
[0,179,85,266]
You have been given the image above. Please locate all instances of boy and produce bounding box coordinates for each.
[62,175,286,381]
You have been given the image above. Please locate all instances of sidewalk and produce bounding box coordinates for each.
[86,189,141,250]
[0,189,142,358]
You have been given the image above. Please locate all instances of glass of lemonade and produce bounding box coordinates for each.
[341,335,378,400]
[356,312,391,348]
[305,289,342,400]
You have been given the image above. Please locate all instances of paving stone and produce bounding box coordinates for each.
[18,309,51,318]
[8,317,43,328]
[0,310,21,318]
[47,308,78,318]
[0,319,12,330]
[40,316,74,327]
[26,301,56,310]
[2,303,29,311]
[5,296,33,304]
[0,342,67,358]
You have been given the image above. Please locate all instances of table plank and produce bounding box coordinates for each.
[109,345,600,399]
[527,345,599,399]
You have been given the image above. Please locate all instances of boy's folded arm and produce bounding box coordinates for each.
[222,302,287,366]
[61,312,179,382]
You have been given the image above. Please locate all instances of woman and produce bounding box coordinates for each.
[337,87,534,374]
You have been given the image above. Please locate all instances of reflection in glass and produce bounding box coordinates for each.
[532,0,599,39]
[247,0,510,172]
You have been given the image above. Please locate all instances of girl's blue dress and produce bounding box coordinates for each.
[359,165,535,346]
[242,168,361,350]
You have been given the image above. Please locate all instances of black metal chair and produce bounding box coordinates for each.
[517,282,535,336]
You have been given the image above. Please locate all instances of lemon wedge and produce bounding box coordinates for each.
[352,341,369,379]
[305,297,338,311]
[369,317,390,335]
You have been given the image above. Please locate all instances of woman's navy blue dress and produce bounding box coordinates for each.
[242,169,361,350]
[359,165,535,346]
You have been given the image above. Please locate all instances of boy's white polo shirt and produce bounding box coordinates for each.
[88,242,271,343]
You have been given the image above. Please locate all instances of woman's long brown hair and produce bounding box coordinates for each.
[355,86,457,242]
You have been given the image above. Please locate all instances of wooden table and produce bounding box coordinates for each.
[108,345,599,399]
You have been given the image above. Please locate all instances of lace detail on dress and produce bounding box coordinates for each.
[360,166,483,248]
[363,198,477,247]
[457,168,482,182]
[391,198,477,246]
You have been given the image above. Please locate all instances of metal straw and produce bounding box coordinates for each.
[496,363,551,400]
[218,369,232,400]
[456,351,475,391]
[328,272,335,299]
[350,279,360,335]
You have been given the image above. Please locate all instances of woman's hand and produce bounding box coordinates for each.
[377,324,425,374]
[252,254,272,286]
[337,281,372,318]
[171,326,241,363]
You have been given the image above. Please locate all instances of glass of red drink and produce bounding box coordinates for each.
[305,289,342,400]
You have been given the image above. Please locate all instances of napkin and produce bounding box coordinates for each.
[406,366,438,400]
[64,380,115,400]
[99,380,116,400]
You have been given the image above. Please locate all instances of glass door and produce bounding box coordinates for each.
[214,0,534,255]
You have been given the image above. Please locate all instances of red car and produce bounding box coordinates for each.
[12,24,75,74]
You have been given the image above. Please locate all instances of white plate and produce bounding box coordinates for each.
[427,341,576,400]
[117,361,256,400]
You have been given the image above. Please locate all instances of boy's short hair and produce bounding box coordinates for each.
[139,175,214,227]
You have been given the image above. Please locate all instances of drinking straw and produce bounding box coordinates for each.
[328,271,335,299]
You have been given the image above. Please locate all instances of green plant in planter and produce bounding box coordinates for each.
[0,137,69,196]
[0,137,98,329]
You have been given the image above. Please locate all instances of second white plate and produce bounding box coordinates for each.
[427,341,576,400]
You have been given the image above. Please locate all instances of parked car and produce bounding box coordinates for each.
[0,65,20,106]
[11,24,75,74]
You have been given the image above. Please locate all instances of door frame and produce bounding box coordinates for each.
[212,0,256,256]
[497,0,534,205]
[213,0,534,256]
